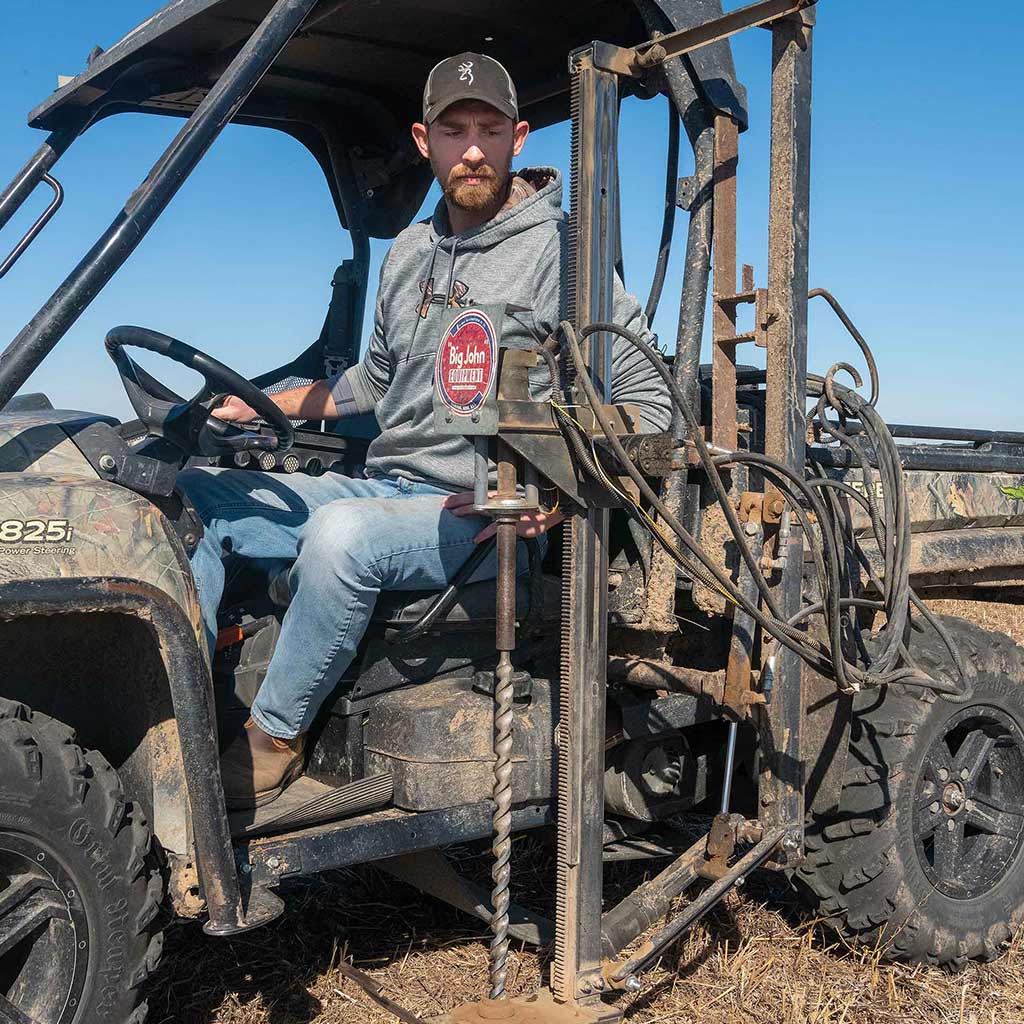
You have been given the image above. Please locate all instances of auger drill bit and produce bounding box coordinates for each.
[489,513,518,999]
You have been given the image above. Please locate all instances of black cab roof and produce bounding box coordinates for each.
[28,0,746,236]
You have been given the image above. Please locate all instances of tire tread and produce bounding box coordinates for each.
[797,614,1024,967]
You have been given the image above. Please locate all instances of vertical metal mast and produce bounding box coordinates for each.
[762,9,814,848]
[552,46,620,1010]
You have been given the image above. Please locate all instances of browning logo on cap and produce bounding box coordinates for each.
[423,52,518,124]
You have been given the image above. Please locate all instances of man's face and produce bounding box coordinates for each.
[412,100,529,213]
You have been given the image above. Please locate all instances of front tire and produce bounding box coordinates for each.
[0,698,164,1022]
[796,616,1024,968]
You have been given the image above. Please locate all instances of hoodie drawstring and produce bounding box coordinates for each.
[443,236,460,310]
[420,234,447,312]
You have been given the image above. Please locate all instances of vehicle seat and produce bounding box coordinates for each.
[268,568,562,629]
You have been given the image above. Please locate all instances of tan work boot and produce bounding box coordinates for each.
[220,717,306,809]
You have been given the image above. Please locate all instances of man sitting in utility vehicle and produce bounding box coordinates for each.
[179,53,672,809]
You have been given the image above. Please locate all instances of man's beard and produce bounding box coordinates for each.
[443,164,509,212]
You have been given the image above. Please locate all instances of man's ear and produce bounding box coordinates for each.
[411,121,430,160]
[512,120,530,158]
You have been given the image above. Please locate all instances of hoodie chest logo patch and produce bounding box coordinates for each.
[418,278,471,318]
[434,309,497,416]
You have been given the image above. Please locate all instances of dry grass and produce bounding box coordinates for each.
[148,835,1024,1024]
[924,597,1024,647]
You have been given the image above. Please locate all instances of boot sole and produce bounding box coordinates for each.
[225,759,305,811]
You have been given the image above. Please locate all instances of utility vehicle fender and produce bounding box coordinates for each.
[0,474,202,632]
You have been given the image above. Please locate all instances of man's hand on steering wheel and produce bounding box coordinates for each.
[212,395,260,424]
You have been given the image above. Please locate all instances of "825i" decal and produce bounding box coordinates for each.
[0,519,75,544]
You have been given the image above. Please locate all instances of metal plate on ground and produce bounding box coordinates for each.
[436,991,606,1023]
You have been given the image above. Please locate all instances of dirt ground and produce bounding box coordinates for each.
[148,834,1024,1024]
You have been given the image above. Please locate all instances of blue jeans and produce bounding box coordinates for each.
[179,468,502,739]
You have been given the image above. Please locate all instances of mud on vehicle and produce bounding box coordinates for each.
[1,1,1023,1022]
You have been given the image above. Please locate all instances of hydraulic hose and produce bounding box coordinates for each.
[557,317,967,698]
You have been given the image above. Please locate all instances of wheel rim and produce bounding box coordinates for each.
[0,833,89,1024]
[912,704,1024,900]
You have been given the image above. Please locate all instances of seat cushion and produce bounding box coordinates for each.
[268,569,561,629]
[373,573,562,628]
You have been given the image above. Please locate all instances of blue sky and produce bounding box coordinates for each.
[1,1,1022,428]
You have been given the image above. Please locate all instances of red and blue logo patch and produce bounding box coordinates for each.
[434,309,497,416]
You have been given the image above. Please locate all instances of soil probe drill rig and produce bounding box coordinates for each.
[1,1,1024,1022]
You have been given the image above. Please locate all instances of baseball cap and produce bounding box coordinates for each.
[422,52,518,124]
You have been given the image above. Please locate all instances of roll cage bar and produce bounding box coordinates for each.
[0,0,746,407]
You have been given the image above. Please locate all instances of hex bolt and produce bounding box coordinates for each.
[947,819,955,832]
[578,979,592,995]
[624,976,642,993]
[929,801,940,814]
[240,863,252,875]
[744,521,759,536]
[471,412,480,423]
[961,768,970,781]
[782,830,802,852]
[965,799,975,811]
[98,454,116,472]
[938,768,949,781]
[267,856,281,870]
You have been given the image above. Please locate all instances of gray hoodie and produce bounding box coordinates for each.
[329,167,672,491]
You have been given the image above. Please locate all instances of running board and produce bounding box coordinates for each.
[233,773,394,837]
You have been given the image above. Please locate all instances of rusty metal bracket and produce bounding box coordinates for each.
[441,990,606,1023]
[603,828,783,988]
[592,0,817,78]
[696,812,743,879]
[737,490,786,525]
[495,349,644,506]
[717,269,774,350]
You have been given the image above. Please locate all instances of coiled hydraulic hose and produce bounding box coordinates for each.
[552,318,967,698]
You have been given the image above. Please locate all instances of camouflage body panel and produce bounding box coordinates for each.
[0,407,200,625]
[813,466,1024,587]
[828,467,1024,535]
[0,473,201,629]
[0,408,118,477]
[0,409,202,858]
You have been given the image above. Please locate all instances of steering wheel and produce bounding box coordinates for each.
[105,326,294,457]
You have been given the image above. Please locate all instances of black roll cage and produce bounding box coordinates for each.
[0,0,750,408]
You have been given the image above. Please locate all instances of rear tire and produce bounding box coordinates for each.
[0,698,164,1022]
[795,615,1024,968]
